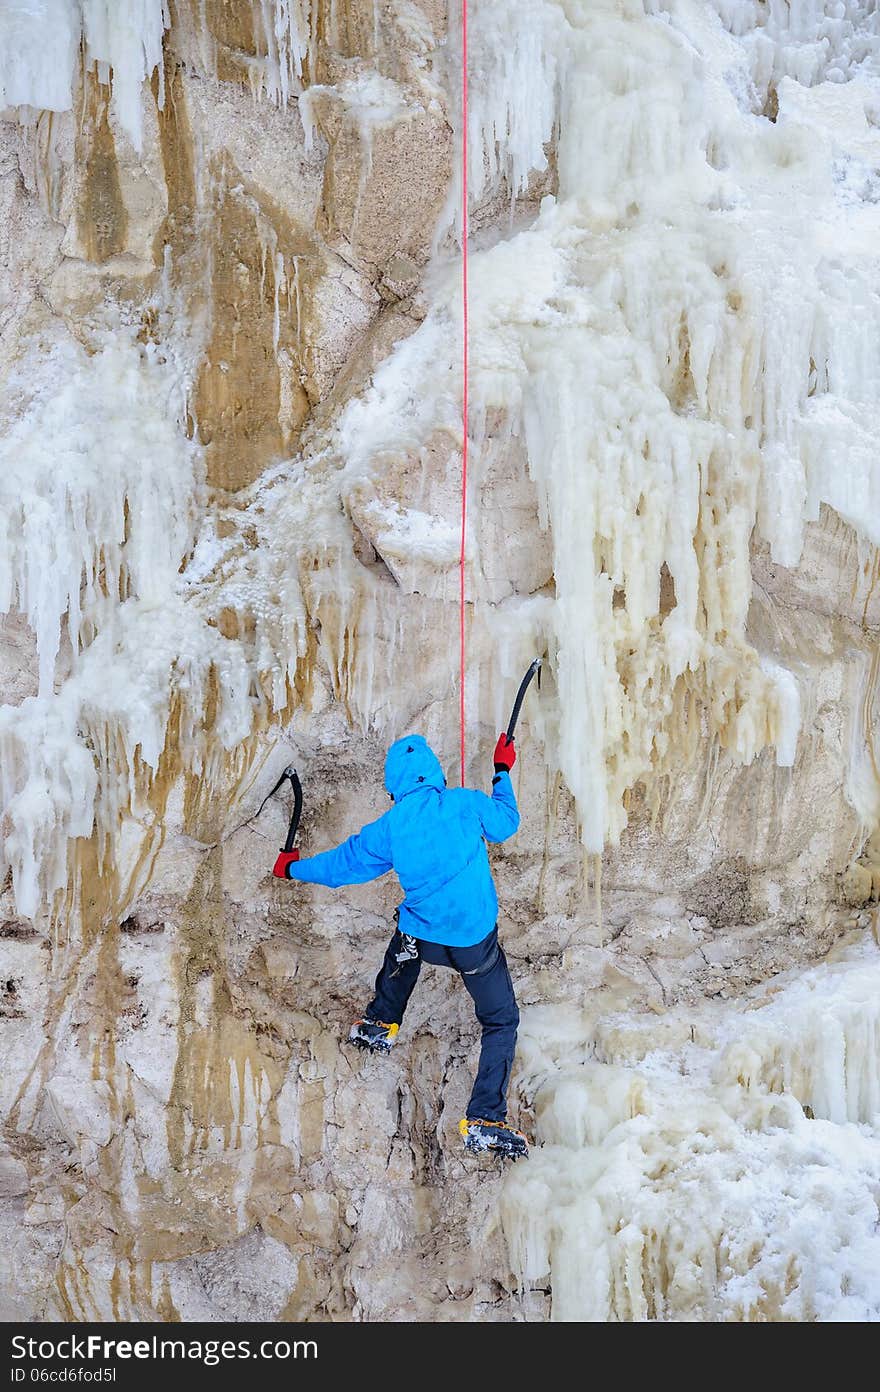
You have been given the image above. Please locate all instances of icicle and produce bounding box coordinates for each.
[467,0,566,205]
[80,0,169,149]
[273,251,285,356]
[0,2,170,152]
[254,0,315,106]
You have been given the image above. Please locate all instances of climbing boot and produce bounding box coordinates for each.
[459,1117,528,1159]
[348,1018,399,1053]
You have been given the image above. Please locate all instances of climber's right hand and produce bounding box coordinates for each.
[273,849,300,878]
[493,732,516,773]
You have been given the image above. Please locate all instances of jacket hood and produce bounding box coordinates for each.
[384,735,445,802]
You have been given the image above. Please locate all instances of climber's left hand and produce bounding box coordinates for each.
[273,849,300,878]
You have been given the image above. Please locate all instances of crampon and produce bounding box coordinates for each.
[348,1018,399,1054]
[459,1117,528,1159]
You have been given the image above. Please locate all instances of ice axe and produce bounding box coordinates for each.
[255,763,303,854]
[505,657,542,744]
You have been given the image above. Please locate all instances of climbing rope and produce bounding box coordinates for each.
[459,0,469,789]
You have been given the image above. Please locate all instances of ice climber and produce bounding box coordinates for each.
[273,732,527,1158]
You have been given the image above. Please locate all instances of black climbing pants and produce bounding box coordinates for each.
[366,924,519,1124]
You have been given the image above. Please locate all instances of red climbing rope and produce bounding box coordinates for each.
[459,0,469,789]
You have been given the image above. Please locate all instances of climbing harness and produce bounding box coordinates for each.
[394,932,420,965]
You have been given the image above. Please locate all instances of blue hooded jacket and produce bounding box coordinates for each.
[284,735,519,946]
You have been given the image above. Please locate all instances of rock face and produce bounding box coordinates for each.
[2,0,880,1322]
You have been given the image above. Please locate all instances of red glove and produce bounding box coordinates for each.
[273,849,300,878]
[493,732,516,772]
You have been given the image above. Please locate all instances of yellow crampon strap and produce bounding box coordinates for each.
[460,1117,506,1133]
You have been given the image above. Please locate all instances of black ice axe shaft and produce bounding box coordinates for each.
[506,657,542,743]
[255,764,303,852]
[283,770,303,853]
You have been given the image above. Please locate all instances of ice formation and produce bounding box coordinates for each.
[717,944,880,1123]
[0,1,170,151]
[503,943,880,1320]
[467,0,565,205]
[0,332,200,696]
[0,2,327,143]
[0,329,206,919]
[253,0,316,106]
[466,0,880,848]
[300,71,413,161]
